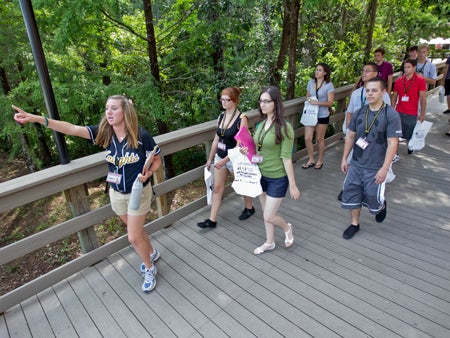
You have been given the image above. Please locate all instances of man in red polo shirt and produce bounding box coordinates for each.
[391,59,426,155]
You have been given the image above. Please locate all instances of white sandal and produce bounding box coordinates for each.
[285,223,294,247]
[253,242,275,255]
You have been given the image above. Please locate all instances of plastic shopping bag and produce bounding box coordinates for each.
[439,86,445,104]
[204,167,214,205]
[408,121,433,151]
[386,163,396,184]
[228,148,263,198]
[300,97,319,126]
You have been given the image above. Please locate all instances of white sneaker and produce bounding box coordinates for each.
[392,154,399,164]
[142,266,157,292]
[140,248,160,277]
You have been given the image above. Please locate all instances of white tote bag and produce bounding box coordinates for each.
[408,121,433,151]
[228,148,263,198]
[204,167,214,205]
[300,97,319,126]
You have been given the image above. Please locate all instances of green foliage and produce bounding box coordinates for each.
[0,0,448,170]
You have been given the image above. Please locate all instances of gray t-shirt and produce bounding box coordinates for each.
[348,104,402,170]
[416,58,437,80]
[307,79,335,118]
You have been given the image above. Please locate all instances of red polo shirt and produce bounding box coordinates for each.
[393,73,426,116]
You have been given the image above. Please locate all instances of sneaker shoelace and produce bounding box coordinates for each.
[144,267,156,283]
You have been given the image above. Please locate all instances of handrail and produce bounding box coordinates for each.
[0,61,445,313]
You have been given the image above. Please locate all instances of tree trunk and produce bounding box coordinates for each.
[142,0,175,180]
[0,66,11,95]
[19,132,36,173]
[34,122,52,166]
[209,0,225,86]
[142,0,161,84]
[286,0,300,100]
[270,1,291,87]
[364,0,378,63]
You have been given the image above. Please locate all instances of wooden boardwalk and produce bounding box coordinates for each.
[1,94,449,338]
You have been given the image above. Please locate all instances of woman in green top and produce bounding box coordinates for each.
[249,86,301,255]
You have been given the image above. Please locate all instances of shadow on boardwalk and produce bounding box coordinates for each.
[1,94,449,337]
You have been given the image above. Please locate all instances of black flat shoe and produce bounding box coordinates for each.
[197,219,217,229]
[239,207,255,220]
[343,224,359,239]
[375,201,387,223]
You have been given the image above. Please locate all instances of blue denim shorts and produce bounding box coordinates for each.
[260,175,289,198]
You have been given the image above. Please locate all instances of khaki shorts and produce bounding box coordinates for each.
[109,183,153,216]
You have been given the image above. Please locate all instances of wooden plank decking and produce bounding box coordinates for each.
[1,94,449,338]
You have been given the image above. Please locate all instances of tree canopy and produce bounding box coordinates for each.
[0,0,448,170]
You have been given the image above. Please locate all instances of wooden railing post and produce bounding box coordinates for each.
[63,184,98,253]
[153,156,170,217]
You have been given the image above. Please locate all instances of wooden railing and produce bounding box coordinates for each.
[0,61,445,313]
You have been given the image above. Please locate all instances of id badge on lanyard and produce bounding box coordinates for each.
[356,137,369,150]
[106,172,122,184]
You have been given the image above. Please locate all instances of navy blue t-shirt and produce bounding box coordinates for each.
[86,126,160,193]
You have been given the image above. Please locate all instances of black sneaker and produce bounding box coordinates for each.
[239,207,255,220]
[407,149,414,155]
[337,190,343,201]
[197,219,217,228]
[443,109,450,114]
[343,224,359,239]
[375,201,387,223]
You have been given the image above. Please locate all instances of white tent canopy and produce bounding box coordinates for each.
[419,37,450,44]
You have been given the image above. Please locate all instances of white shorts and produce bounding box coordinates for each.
[215,154,234,172]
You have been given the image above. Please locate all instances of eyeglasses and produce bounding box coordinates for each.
[361,69,376,73]
[220,98,231,103]
[258,100,273,104]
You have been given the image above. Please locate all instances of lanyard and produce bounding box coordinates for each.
[365,104,385,135]
[416,60,427,74]
[220,109,237,137]
[257,120,273,151]
[360,88,367,106]
[315,79,323,96]
[402,73,416,94]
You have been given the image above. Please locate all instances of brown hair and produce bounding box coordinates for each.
[258,86,290,145]
[221,86,242,105]
[95,95,140,149]
[374,47,385,55]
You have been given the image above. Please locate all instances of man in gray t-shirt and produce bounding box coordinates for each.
[340,77,402,240]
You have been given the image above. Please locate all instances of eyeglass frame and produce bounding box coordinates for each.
[258,100,273,104]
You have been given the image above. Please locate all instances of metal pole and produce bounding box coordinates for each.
[19,0,70,164]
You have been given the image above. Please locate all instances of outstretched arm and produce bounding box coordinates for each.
[12,105,90,139]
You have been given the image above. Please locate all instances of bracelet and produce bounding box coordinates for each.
[43,116,49,127]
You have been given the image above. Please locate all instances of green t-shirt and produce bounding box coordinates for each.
[253,120,294,178]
